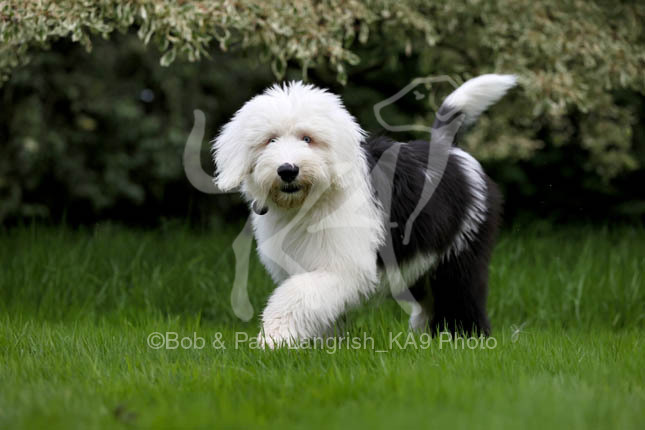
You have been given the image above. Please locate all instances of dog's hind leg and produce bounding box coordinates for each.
[407,276,434,331]
[428,174,501,336]
[429,247,492,336]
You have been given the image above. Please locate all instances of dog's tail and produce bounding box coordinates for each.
[433,74,517,134]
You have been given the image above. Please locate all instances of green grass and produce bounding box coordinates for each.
[1,223,644,429]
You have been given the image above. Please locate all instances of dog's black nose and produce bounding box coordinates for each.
[277,163,299,183]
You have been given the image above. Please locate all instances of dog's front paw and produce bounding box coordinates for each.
[258,301,317,349]
[258,273,342,349]
[256,331,288,350]
[257,321,298,350]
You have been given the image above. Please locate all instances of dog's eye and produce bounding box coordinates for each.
[268,137,277,144]
[303,136,312,144]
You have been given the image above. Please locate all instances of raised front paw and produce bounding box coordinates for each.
[257,272,344,349]
[257,312,305,349]
[257,330,290,350]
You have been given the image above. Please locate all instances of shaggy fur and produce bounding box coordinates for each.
[213,74,517,348]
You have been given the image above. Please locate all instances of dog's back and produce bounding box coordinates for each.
[364,74,515,335]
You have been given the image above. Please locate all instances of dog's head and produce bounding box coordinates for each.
[212,82,365,209]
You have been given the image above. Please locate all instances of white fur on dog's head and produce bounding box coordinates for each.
[212,82,366,209]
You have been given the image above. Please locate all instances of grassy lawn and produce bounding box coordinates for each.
[1,223,643,429]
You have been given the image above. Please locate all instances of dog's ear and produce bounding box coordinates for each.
[330,114,368,190]
[212,116,252,192]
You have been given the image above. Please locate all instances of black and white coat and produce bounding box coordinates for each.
[213,74,516,348]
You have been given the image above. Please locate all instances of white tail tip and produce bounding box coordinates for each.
[442,74,517,126]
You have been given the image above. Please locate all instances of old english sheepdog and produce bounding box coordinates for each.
[213,74,517,348]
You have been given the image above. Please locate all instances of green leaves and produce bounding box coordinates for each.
[0,0,448,86]
[1,0,644,221]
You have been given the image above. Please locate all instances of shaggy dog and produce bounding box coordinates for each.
[213,74,517,348]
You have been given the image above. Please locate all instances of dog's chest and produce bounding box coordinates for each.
[252,213,339,282]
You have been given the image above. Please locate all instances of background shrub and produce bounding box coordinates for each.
[1,0,644,224]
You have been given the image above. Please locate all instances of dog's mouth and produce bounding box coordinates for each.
[270,181,311,209]
[280,183,302,194]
